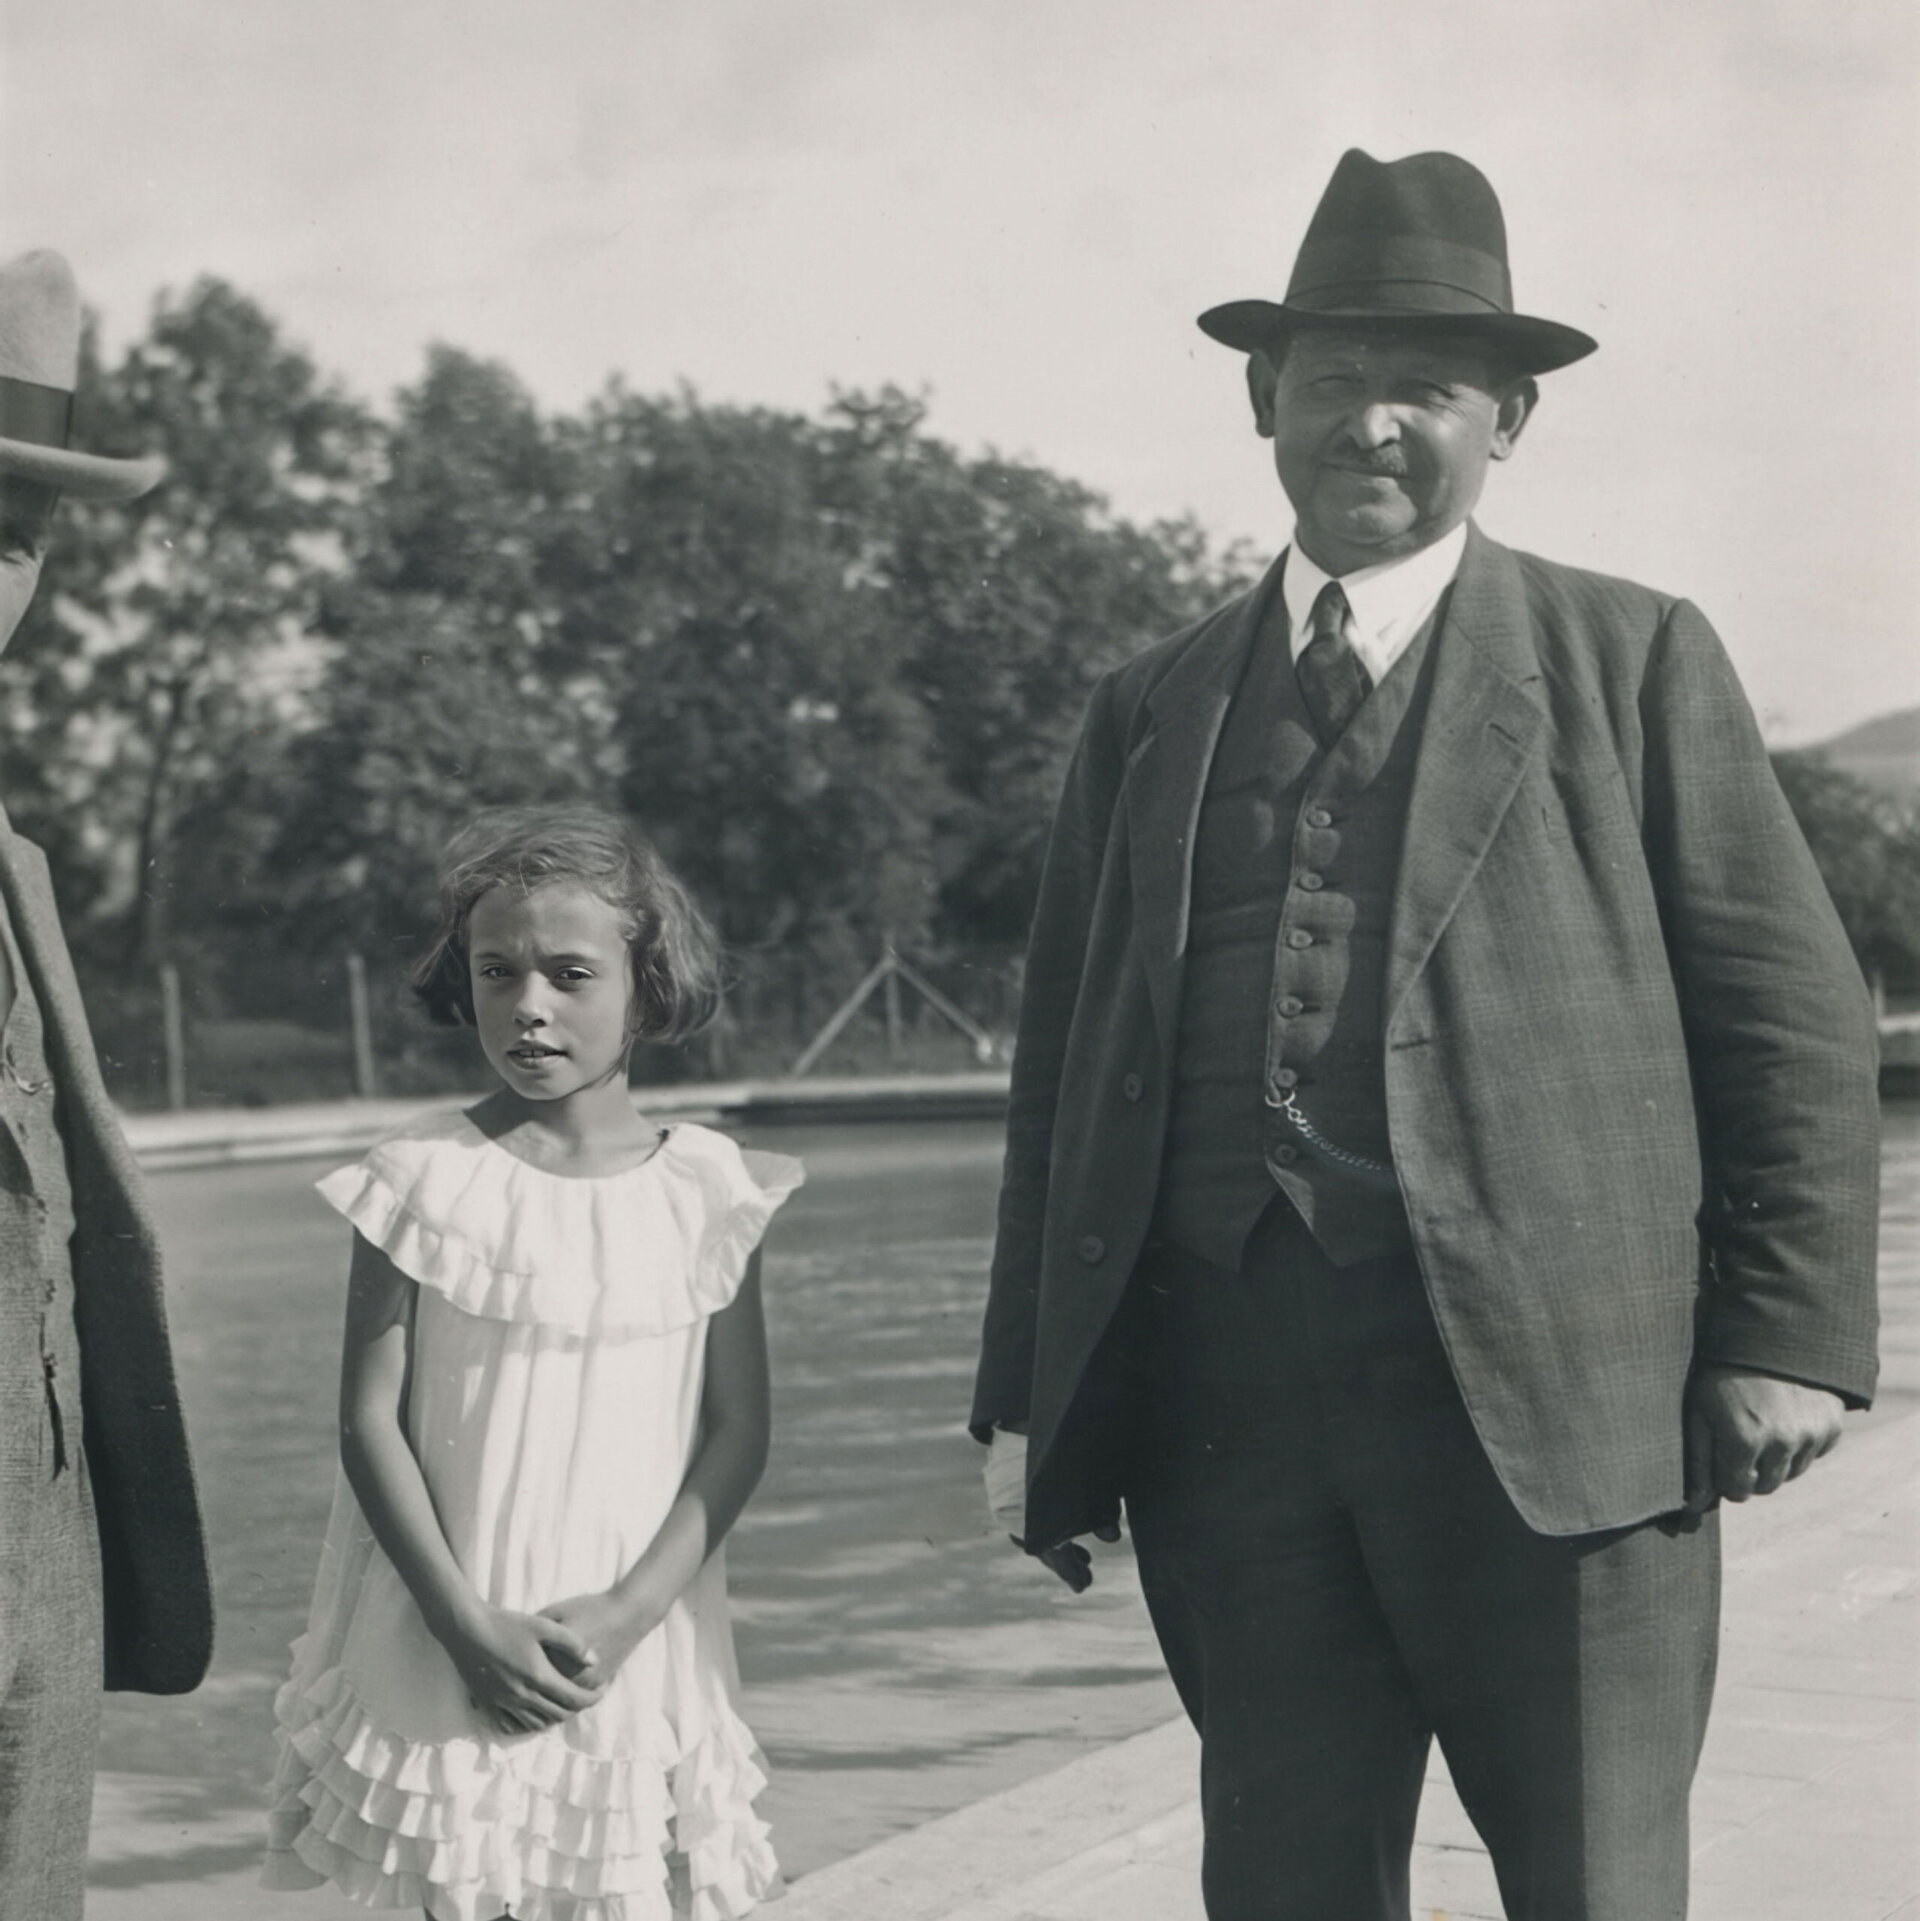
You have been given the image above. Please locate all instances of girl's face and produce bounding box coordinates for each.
[466,881,636,1103]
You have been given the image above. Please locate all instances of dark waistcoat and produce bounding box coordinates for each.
[0,898,82,1496]
[1154,591,1444,1270]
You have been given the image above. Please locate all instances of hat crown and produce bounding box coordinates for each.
[0,249,163,499]
[1286,148,1514,318]
[0,251,81,393]
[1303,150,1507,258]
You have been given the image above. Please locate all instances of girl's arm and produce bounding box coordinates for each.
[338,1229,605,1735]
[544,1247,772,1684]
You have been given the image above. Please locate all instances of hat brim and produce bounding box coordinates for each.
[0,436,165,501]
[1197,300,1597,375]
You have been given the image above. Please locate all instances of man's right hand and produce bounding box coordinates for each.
[1034,1522,1122,1593]
[983,1426,1125,1590]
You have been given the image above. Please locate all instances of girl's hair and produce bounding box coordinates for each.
[411,806,723,1045]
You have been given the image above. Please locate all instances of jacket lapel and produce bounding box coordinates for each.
[1385,527,1547,1028]
[1125,559,1280,1046]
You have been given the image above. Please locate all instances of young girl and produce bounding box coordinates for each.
[264,807,799,1921]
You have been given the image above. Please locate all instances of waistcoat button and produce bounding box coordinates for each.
[1277,996,1304,1017]
[1305,807,1332,828]
[1078,1235,1106,1264]
[1122,1073,1144,1102]
[1285,929,1313,949]
[1296,872,1325,891]
[1269,1144,1300,1167]
[1272,1068,1298,1089]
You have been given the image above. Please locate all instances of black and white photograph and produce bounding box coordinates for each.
[1,4,1914,1919]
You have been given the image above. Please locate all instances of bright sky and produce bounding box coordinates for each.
[4,0,1914,742]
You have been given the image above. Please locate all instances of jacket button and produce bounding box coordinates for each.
[1122,1073,1144,1102]
[1078,1235,1106,1264]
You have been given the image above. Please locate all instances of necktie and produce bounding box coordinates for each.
[1294,580,1372,747]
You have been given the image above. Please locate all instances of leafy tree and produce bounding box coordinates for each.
[552,383,1249,973]
[878,428,1252,939]
[555,385,950,967]
[364,346,570,617]
[258,349,608,957]
[262,594,608,958]
[1772,749,1920,990]
[0,280,370,963]
[0,278,1260,1090]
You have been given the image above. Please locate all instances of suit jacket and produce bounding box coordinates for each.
[972,525,1881,1546]
[0,815,212,1692]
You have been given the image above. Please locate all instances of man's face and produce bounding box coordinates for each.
[1253,330,1535,575]
[0,478,57,655]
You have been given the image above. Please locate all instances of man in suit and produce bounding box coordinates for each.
[0,249,212,1918]
[971,151,1879,1921]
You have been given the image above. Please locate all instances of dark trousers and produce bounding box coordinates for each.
[0,1442,101,1921]
[1123,1205,1718,1921]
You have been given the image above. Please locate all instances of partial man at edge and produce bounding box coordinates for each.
[0,249,213,1919]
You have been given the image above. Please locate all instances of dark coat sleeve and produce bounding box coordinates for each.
[970,673,1128,1439]
[1635,600,1880,1402]
[0,828,215,1692]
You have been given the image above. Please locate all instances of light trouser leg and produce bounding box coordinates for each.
[0,1449,103,1921]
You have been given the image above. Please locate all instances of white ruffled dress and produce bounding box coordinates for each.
[263,1110,803,1921]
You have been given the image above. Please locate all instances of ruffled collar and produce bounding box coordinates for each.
[316,1110,804,1337]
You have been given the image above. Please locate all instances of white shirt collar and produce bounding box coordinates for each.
[1281,521,1468,686]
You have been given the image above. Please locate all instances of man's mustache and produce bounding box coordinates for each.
[1329,451,1410,478]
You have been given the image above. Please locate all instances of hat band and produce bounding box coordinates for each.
[0,376,73,451]
[1288,233,1513,316]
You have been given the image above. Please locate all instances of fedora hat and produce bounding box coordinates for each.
[0,250,164,501]
[1199,149,1596,375]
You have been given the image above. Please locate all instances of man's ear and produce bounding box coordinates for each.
[1489,375,1538,461]
[1246,350,1279,440]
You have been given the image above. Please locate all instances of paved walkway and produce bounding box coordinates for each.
[774,1406,1920,1921]
[87,1405,1916,1919]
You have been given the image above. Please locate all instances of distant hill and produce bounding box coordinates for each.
[1806,707,1920,799]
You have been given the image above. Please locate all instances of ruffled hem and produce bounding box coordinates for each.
[263,1664,778,1921]
[314,1115,803,1336]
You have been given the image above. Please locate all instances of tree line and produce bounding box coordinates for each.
[4,278,1910,1100]
[7,279,1253,1091]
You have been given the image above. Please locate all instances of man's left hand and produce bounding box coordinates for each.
[1683,1364,1844,1512]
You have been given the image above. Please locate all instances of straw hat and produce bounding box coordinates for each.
[0,250,164,500]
